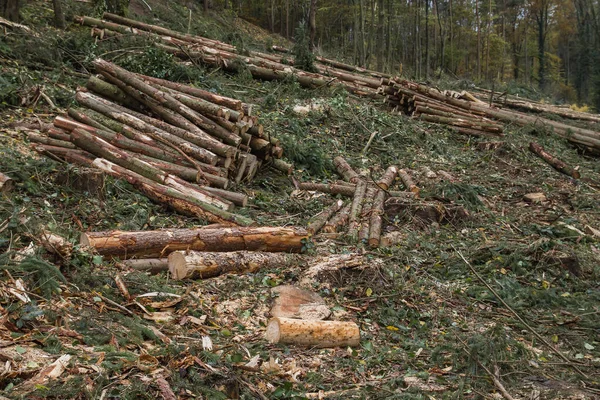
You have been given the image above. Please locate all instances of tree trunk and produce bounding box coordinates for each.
[1,0,20,22]
[377,165,399,190]
[358,186,377,241]
[81,226,308,258]
[376,0,384,71]
[52,0,66,29]
[168,250,291,280]
[308,0,317,51]
[265,317,360,347]
[398,168,419,195]
[529,142,581,179]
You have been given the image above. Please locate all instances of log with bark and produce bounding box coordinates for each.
[298,181,415,198]
[358,187,377,241]
[398,169,419,196]
[347,178,367,240]
[307,199,344,235]
[265,317,360,348]
[168,250,291,280]
[80,226,309,258]
[322,202,351,233]
[529,142,581,179]
[368,190,386,248]
[120,258,169,273]
[333,156,360,183]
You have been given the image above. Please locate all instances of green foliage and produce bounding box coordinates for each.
[292,21,316,73]
[0,254,66,299]
[118,46,177,79]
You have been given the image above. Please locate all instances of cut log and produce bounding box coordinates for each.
[26,132,76,149]
[271,159,293,175]
[333,156,360,183]
[368,190,386,248]
[72,129,234,211]
[75,91,219,165]
[120,258,168,273]
[138,74,243,111]
[80,226,308,258]
[529,142,581,179]
[86,75,144,111]
[322,202,351,233]
[307,199,344,235]
[358,187,377,241]
[398,169,419,196]
[32,144,96,166]
[377,165,399,190]
[200,186,248,207]
[347,179,367,239]
[92,159,251,225]
[135,155,229,188]
[168,250,290,280]
[0,172,14,193]
[298,181,415,198]
[265,317,360,348]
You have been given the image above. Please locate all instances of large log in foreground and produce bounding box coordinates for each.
[80,226,309,258]
[168,250,291,279]
[265,317,360,348]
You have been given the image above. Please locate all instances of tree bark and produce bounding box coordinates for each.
[398,169,419,195]
[120,258,168,273]
[368,189,386,248]
[81,226,308,258]
[75,91,220,165]
[265,317,360,347]
[358,186,377,241]
[333,156,360,183]
[71,128,234,211]
[376,165,399,190]
[322,202,351,233]
[307,199,344,234]
[91,159,251,225]
[168,250,290,280]
[529,142,581,179]
[308,0,317,51]
[52,0,66,29]
[347,178,367,239]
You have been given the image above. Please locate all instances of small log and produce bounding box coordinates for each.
[529,142,581,179]
[272,159,293,175]
[40,230,73,258]
[307,199,344,235]
[333,156,360,183]
[47,127,72,142]
[322,203,351,233]
[265,317,360,348]
[168,250,290,280]
[358,187,377,241]
[398,169,419,196]
[0,173,14,193]
[120,258,168,273]
[80,226,308,258]
[298,181,415,198]
[200,186,248,207]
[377,165,399,190]
[368,190,386,248]
[26,132,76,149]
[347,179,367,239]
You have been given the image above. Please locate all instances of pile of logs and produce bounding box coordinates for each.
[75,13,385,100]
[30,59,292,226]
[380,78,600,152]
[296,156,418,248]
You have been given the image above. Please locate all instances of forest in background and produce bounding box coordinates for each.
[216,0,600,108]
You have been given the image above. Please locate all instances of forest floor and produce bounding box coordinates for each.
[0,0,599,399]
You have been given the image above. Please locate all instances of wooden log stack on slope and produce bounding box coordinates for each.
[74,14,385,101]
[300,157,410,248]
[378,78,600,152]
[30,59,296,225]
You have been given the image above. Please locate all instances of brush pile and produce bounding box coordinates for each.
[30,59,292,226]
[75,13,387,100]
[379,78,600,152]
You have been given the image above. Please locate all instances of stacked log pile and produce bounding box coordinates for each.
[297,156,418,248]
[31,59,293,226]
[75,13,385,100]
[380,78,600,151]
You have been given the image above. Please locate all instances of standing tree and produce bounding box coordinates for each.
[53,0,66,29]
[0,0,20,22]
[309,0,317,51]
